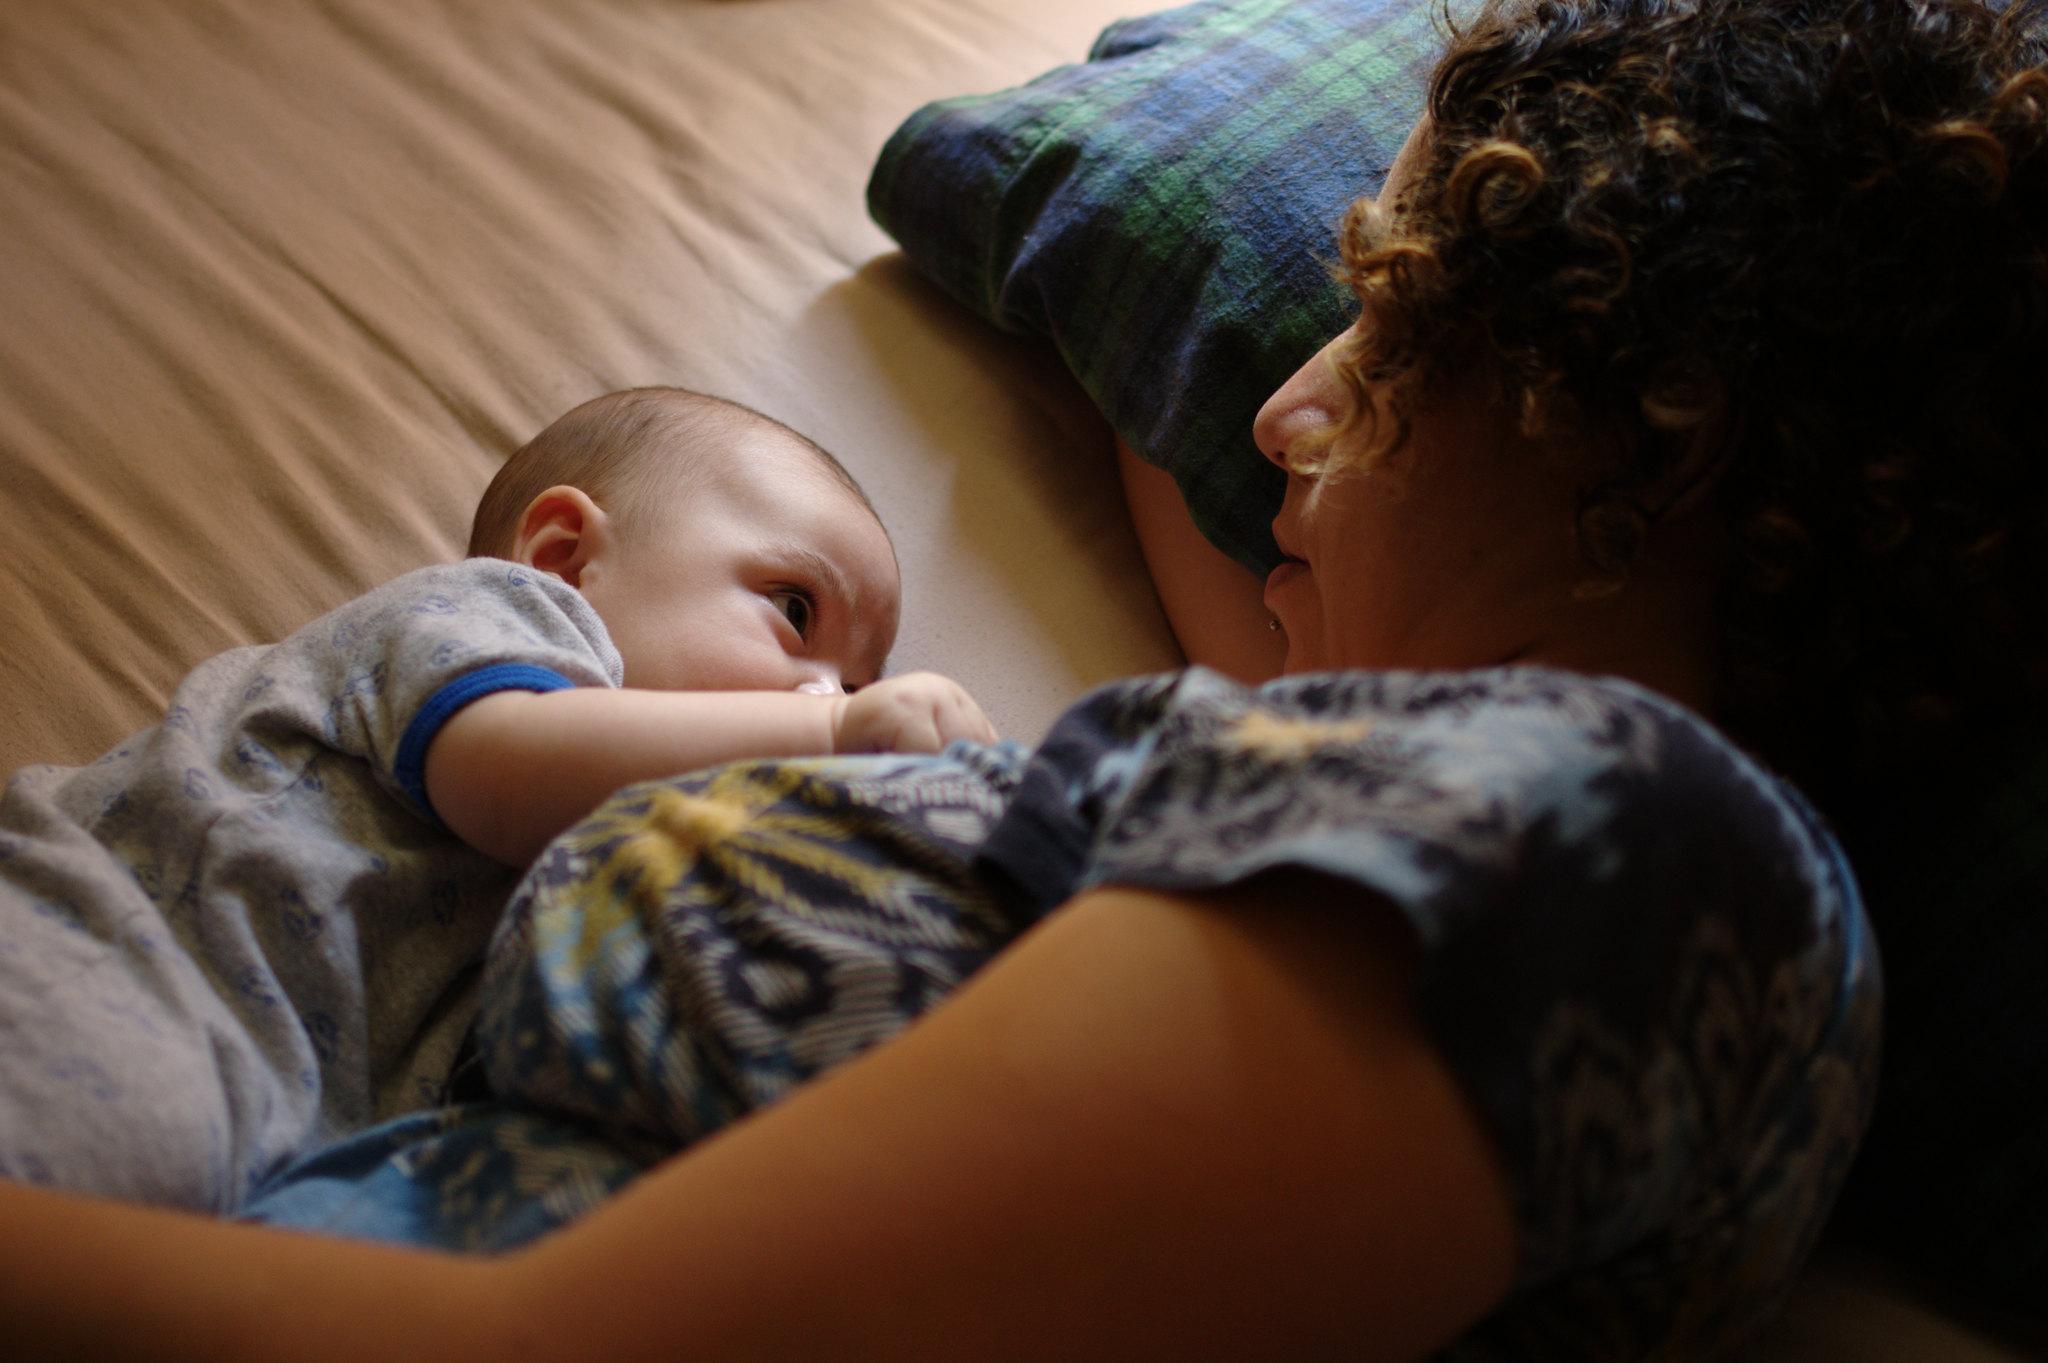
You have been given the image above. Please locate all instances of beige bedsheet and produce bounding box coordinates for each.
[0,1,2030,1355]
[0,0,1179,778]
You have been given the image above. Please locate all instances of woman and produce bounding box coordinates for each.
[6,0,2044,1357]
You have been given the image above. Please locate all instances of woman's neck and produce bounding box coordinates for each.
[1517,522,1723,717]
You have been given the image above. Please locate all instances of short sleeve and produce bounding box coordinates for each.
[975,665,1881,1354]
[290,559,624,821]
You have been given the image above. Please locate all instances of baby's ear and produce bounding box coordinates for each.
[511,485,605,587]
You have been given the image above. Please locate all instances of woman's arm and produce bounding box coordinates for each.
[507,873,1517,1360]
[1,1179,499,1363]
[2,876,1516,1362]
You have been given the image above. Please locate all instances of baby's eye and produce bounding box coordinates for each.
[770,589,814,640]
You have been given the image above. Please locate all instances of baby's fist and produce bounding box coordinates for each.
[830,672,998,755]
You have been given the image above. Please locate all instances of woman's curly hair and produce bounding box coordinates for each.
[1334,0,2048,802]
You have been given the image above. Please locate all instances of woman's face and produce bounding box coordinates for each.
[1252,127,1585,676]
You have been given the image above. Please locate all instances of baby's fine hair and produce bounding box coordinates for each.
[467,386,877,559]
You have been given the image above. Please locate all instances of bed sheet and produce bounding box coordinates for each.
[0,0,1179,782]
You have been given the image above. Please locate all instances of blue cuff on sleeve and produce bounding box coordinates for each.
[395,663,579,823]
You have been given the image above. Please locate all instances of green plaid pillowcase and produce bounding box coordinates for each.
[866,0,1443,573]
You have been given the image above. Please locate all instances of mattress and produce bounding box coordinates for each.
[0,1,2032,1355]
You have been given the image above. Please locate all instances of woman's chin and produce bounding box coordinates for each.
[1276,627,1321,675]
[1264,567,1319,671]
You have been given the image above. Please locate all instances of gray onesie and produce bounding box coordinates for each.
[0,558,621,1211]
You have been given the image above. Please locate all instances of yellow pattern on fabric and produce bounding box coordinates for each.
[647,786,756,852]
[1225,710,1375,759]
[540,760,927,973]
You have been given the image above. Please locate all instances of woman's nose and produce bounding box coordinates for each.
[1252,332,1349,469]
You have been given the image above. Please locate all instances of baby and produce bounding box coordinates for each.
[0,386,994,1213]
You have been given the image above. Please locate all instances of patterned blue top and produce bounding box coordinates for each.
[979,666,1880,1356]
[244,664,1878,1359]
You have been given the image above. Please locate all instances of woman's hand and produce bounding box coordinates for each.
[829,670,999,754]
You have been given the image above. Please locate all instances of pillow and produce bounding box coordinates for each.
[868,0,2048,1325]
[866,0,1443,575]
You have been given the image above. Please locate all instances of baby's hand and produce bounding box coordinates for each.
[830,672,998,754]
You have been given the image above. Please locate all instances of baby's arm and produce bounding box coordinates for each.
[425,673,996,867]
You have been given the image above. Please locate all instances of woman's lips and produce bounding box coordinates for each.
[1264,558,1308,604]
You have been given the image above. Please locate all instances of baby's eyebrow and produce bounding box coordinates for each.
[778,543,854,611]
[776,542,882,668]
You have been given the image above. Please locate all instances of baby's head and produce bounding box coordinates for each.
[470,387,899,695]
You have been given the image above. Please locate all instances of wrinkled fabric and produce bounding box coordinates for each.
[870,0,1447,571]
[0,559,618,1208]
[246,666,1877,1359]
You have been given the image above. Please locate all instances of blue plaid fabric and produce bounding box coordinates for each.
[868,0,1446,572]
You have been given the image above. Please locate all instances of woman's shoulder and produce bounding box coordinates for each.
[1074,659,1745,748]
[1004,663,1879,1352]
[1057,662,1825,853]
[1003,662,1852,938]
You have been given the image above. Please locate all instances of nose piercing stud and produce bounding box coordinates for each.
[1268,617,1282,632]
